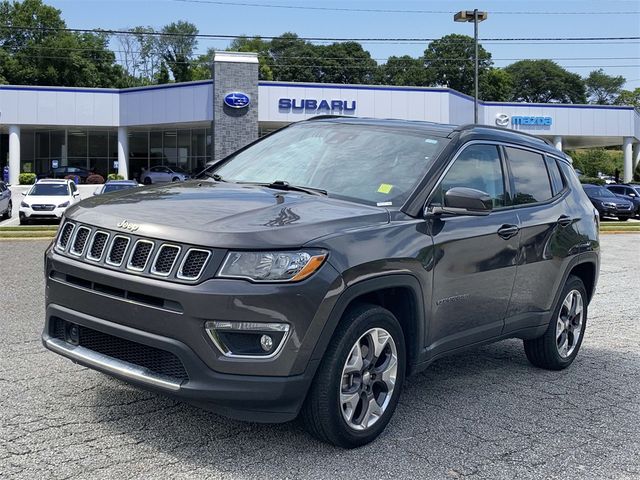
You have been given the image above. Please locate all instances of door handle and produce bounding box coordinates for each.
[497,224,519,240]
[557,215,572,227]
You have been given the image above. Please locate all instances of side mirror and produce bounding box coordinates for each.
[73,192,80,197]
[22,192,27,196]
[426,187,493,217]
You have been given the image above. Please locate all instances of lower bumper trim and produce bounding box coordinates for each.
[45,337,182,391]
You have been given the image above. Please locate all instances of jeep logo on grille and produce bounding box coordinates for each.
[116,220,140,232]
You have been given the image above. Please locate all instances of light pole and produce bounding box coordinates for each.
[454,9,488,124]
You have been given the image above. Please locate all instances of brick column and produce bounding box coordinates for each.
[212,51,259,161]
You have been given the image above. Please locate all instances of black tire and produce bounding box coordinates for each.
[523,275,587,370]
[617,216,630,221]
[143,177,152,185]
[302,303,406,448]
[19,218,29,225]
[171,176,180,182]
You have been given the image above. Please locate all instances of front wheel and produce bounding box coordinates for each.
[302,304,406,448]
[143,177,152,185]
[523,275,587,370]
[617,216,630,221]
[172,176,180,182]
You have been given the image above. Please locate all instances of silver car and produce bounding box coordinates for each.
[141,166,190,184]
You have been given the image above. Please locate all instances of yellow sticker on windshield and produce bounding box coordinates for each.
[377,183,393,194]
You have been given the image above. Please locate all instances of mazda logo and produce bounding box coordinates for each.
[495,114,510,127]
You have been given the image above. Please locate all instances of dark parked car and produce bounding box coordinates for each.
[0,181,12,220]
[606,184,640,217]
[582,183,635,221]
[42,166,92,183]
[93,180,141,195]
[42,119,600,448]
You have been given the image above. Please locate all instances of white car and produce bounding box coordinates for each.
[141,166,190,184]
[19,179,80,225]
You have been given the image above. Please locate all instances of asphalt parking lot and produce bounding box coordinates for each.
[1,235,639,479]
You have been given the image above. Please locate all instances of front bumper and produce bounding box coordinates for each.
[20,206,66,219]
[43,247,342,421]
[42,305,313,422]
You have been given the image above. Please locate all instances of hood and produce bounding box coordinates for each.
[65,181,390,248]
[589,195,632,206]
[24,195,70,206]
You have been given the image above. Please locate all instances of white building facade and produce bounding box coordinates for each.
[2,61,639,184]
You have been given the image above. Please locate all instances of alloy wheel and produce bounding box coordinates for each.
[339,327,398,431]
[556,289,584,358]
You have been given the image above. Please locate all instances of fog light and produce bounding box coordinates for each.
[260,334,273,352]
[65,322,80,345]
[204,321,289,358]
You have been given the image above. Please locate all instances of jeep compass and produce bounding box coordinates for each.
[42,118,600,448]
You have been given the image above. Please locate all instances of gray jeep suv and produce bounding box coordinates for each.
[42,118,600,448]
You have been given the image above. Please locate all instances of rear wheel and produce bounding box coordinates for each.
[523,275,587,370]
[302,304,406,448]
[143,177,152,185]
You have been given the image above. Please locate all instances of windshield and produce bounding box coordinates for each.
[204,122,447,206]
[103,184,136,193]
[584,186,615,197]
[28,184,70,196]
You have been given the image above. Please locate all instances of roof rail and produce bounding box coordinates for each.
[454,124,554,147]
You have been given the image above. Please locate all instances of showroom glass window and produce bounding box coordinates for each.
[504,147,553,205]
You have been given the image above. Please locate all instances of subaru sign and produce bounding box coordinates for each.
[224,92,250,109]
[496,113,552,127]
[278,98,356,114]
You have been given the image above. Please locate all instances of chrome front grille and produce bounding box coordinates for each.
[107,236,130,266]
[87,231,109,261]
[151,245,181,276]
[178,249,211,280]
[127,240,154,271]
[70,227,91,256]
[56,222,75,251]
[55,221,214,283]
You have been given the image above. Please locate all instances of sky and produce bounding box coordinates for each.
[46,0,640,89]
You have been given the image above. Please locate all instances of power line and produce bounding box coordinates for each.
[168,0,637,15]
[2,25,639,43]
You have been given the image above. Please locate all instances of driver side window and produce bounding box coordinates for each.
[434,144,507,208]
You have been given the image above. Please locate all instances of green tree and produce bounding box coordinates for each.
[269,33,320,83]
[316,42,377,84]
[569,149,622,177]
[423,34,492,95]
[585,69,625,104]
[615,88,640,108]
[155,61,170,84]
[0,0,126,87]
[505,60,586,103]
[159,20,198,82]
[228,36,273,80]
[479,68,513,101]
[376,55,428,86]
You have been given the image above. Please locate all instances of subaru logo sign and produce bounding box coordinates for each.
[224,92,250,109]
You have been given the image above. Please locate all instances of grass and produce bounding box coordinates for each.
[0,225,58,238]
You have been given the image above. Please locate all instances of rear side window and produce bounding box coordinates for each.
[545,157,564,195]
[436,144,507,208]
[504,147,552,205]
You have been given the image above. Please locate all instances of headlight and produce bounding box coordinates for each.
[57,201,70,208]
[20,201,30,208]
[218,250,327,282]
[602,202,616,208]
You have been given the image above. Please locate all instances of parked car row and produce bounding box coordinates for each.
[37,165,193,185]
[581,183,640,220]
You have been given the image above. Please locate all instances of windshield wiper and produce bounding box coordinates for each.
[201,171,227,182]
[244,180,327,196]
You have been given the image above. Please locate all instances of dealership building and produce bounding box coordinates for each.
[1,51,639,184]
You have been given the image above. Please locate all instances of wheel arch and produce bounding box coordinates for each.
[309,274,425,376]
